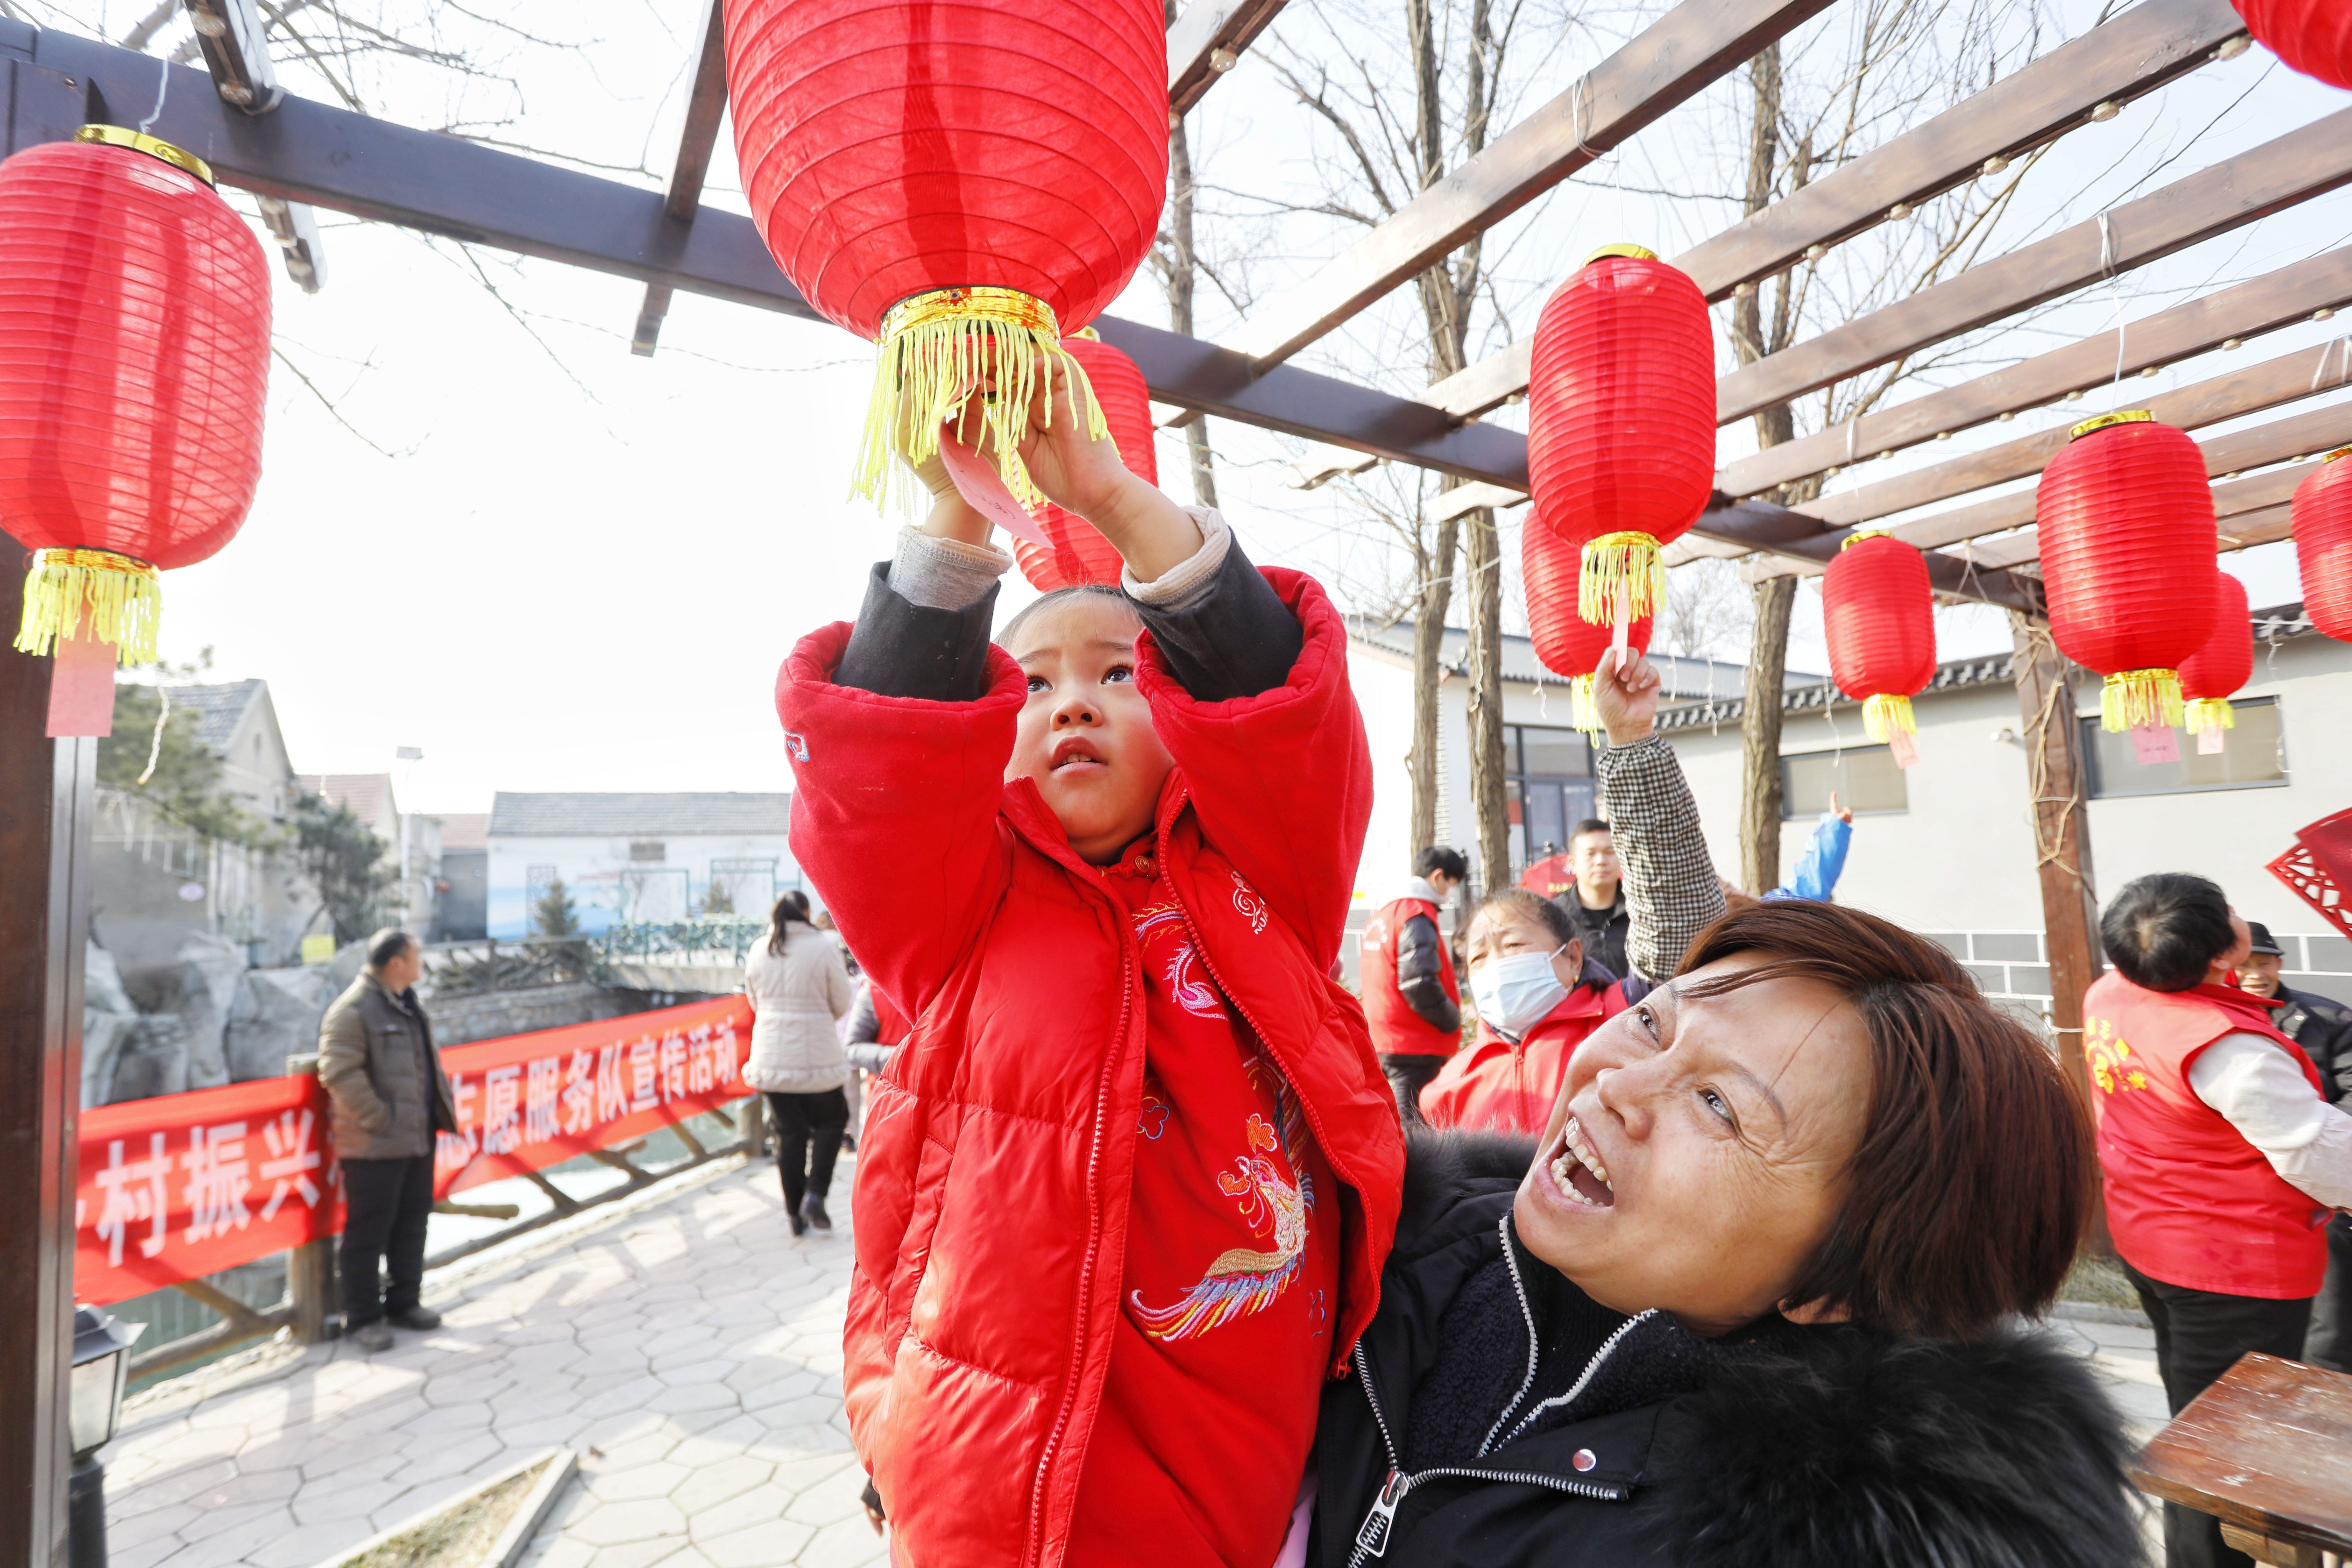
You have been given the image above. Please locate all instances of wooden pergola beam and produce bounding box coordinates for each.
[1692,494,2047,611]
[1806,338,2352,526]
[1168,0,1289,117]
[1222,0,1838,366]
[1719,245,2352,499]
[1713,107,2352,424]
[1420,0,2254,421]
[631,0,728,356]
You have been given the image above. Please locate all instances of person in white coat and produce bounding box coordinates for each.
[743,890,856,1234]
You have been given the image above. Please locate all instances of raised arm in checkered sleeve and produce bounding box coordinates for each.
[1596,733,1728,983]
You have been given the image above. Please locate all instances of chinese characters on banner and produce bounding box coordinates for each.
[73,996,753,1307]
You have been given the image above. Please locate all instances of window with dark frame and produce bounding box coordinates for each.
[1780,745,1909,818]
[1503,723,1598,873]
[2081,696,2287,798]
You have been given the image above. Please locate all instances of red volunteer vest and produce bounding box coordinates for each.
[2083,973,2328,1298]
[1360,897,1460,1057]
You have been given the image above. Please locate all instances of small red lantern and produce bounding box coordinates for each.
[1014,333,1157,593]
[2231,1,2352,90]
[0,128,271,665]
[1822,531,1937,743]
[2179,570,2252,735]
[2293,447,2352,642]
[2035,411,2219,731]
[724,0,1167,511]
[1527,244,1716,627]
[1524,525,1652,733]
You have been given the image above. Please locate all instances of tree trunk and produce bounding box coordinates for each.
[1408,515,1461,861]
[1738,575,1797,893]
[1462,507,1510,895]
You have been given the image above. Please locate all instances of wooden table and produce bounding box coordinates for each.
[2132,1354,2352,1567]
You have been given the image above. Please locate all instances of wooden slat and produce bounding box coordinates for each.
[1939,459,2330,571]
[1222,0,1837,366]
[1421,0,2256,421]
[1169,0,1289,117]
[1685,494,2044,610]
[1807,339,2352,525]
[1721,246,2352,497]
[1716,107,2352,423]
[632,0,728,357]
[2132,1355,2352,1554]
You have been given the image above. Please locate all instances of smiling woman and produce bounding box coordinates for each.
[1311,898,2141,1568]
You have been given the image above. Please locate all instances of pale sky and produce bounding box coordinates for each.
[30,0,2350,814]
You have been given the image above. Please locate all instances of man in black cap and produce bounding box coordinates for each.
[2238,921,2352,1371]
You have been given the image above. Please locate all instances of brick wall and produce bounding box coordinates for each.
[1919,928,2352,1032]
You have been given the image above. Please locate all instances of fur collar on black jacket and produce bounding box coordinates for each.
[1316,1131,2147,1568]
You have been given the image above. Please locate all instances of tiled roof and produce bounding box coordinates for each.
[170,680,265,754]
[488,792,794,838]
[438,812,490,850]
[1346,617,1821,699]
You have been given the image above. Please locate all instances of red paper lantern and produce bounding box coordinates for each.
[2293,447,2352,642]
[724,0,1167,509]
[1822,531,1937,742]
[2179,570,2252,735]
[1527,244,1716,626]
[2035,411,2219,731]
[0,128,270,663]
[2231,1,2352,90]
[1524,525,1652,733]
[1014,333,1157,593]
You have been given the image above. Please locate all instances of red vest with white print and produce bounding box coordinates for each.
[1360,897,1460,1058]
[2083,972,2328,1298]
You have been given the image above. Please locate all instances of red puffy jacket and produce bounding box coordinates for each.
[777,568,1404,1568]
[1418,981,1627,1135]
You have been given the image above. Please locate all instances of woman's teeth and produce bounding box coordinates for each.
[1549,1116,1615,1207]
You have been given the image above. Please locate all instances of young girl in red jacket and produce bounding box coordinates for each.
[777,363,1404,1568]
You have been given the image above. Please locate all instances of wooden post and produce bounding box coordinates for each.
[283,1054,338,1343]
[2010,612,2111,1255]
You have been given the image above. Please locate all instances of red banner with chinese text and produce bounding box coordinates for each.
[73,996,755,1306]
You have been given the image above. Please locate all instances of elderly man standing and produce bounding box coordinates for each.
[319,928,456,1352]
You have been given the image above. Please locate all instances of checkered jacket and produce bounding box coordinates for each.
[1595,733,1727,983]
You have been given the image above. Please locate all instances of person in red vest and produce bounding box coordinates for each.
[1362,847,1467,1121]
[2085,873,2352,1568]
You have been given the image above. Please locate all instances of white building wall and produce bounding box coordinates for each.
[487,831,804,938]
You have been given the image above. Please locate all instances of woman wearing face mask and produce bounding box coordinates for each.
[1417,891,1626,1135]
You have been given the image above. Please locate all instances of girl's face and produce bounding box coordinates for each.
[1465,902,1582,991]
[1512,953,1872,1338]
[1005,595,1175,865]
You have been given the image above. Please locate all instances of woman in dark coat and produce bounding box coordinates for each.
[1310,895,2143,1568]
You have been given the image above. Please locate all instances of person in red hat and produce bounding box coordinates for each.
[2085,875,2352,1568]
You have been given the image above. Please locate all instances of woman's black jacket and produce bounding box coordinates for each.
[1310,1133,2146,1568]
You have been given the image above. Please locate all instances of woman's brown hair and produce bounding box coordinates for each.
[1677,900,2093,1340]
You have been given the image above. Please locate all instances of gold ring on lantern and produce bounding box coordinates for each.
[2099,667,2185,733]
[1840,529,1893,550]
[856,287,1108,515]
[75,124,214,187]
[1582,243,1658,266]
[2325,446,2352,464]
[2069,409,2153,441]
[13,547,163,665]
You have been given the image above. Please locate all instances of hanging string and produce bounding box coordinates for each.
[138,54,171,135]
[2098,211,2129,411]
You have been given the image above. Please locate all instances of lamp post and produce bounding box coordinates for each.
[67,1306,143,1568]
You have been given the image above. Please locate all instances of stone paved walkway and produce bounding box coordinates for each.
[101,1145,2174,1568]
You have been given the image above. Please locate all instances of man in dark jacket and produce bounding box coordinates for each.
[2239,922,2352,1372]
[318,928,457,1351]
[1554,819,1629,980]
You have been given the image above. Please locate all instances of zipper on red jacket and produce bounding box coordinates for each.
[1022,884,1139,1568]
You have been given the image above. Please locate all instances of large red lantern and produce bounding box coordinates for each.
[1,127,271,665]
[1527,244,1716,628]
[2293,447,2352,642]
[1524,525,1652,733]
[2179,570,2252,735]
[1822,531,1937,742]
[2231,1,2352,90]
[1014,333,1157,592]
[724,0,1167,511]
[2035,411,2219,731]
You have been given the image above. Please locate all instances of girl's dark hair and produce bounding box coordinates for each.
[1677,900,2092,1341]
[1470,887,1580,953]
[2101,872,2234,993]
[767,890,812,955]
[998,582,1135,651]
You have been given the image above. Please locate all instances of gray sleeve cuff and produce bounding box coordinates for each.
[1122,507,1227,610]
[892,526,1012,612]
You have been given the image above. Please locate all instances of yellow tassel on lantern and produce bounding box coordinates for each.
[13,547,159,664]
[1570,674,1602,734]
[1861,693,1915,742]
[2184,696,2236,734]
[852,285,1109,514]
[2100,668,2185,732]
[1578,531,1666,624]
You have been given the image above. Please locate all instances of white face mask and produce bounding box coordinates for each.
[1471,945,1569,1038]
